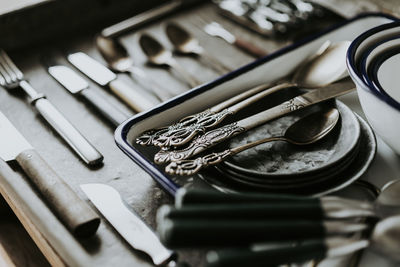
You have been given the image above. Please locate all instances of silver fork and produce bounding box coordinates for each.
[0,50,103,166]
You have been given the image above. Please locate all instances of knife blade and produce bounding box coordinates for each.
[154,78,355,163]
[68,52,157,112]
[48,64,129,127]
[80,183,175,266]
[0,112,100,237]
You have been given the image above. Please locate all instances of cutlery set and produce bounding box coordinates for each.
[2,5,400,267]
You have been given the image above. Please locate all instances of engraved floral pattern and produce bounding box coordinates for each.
[154,122,245,164]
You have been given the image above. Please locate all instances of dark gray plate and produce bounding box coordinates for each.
[199,114,376,196]
[221,101,360,178]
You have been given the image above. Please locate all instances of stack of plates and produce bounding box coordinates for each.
[347,21,400,155]
[200,100,376,196]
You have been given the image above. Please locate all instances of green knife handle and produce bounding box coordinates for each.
[15,149,100,237]
[79,88,129,127]
[175,189,318,207]
[158,219,324,248]
[159,202,323,221]
[206,240,326,267]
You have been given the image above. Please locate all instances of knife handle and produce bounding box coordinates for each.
[109,79,156,112]
[175,189,318,207]
[157,219,324,248]
[206,240,326,267]
[79,88,129,127]
[233,38,268,58]
[33,98,103,166]
[15,149,100,237]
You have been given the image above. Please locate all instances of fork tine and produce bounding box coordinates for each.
[0,50,20,83]
[0,58,12,85]
[0,50,23,80]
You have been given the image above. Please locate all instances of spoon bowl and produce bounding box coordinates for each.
[96,35,173,101]
[165,22,232,74]
[139,33,201,87]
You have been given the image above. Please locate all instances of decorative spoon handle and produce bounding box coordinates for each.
[154,78,354,163]
[165,136,283,175]
[136,82,291,147]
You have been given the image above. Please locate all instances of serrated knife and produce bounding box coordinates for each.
[68,52,156,112]
[48,64,129,127]
[80,183,175,266]
[0,111,100,237]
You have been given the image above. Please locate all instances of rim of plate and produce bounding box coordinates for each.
[347,20,400,111]
[368,46,400,109]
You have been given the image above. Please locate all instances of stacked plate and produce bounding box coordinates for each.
[200,100,376,196]
[347,21,400,155]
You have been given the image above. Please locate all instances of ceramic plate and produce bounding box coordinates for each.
[199,114,376,196]
[220,100,360,178]
[369,47,400,105]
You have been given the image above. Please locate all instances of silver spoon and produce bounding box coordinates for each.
[136,40,350,148]
[95,35,173,102]
[165,108,339,175]
[138,33,202,88]
[165,22,232,74]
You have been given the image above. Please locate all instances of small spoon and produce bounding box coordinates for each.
[139,33,202,88]
[166,108,339,175]
[165,22,232,74]
[95,35,173,102]
[136,40,350,148]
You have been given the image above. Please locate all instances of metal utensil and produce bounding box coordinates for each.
[165,22,232,74]
[166,108,339,175]
[206,237,369,267]
[80,183,175,266]
[156,215,367,248]
[154,77,355,164]
[47,64,129,127]
[203,22,268,58]
[0,112,100,237]
[136,41,349,148]
[0,50,103,166]
[95,35,174,102]
[68,52,157,112]
[138,33,202,88]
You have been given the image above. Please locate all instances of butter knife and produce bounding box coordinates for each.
[68,52,157,112]
[80,183,175,266]
[154,78,355,163]
[48,64,129,127]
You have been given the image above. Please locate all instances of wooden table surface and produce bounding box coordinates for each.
[0,1,399,266]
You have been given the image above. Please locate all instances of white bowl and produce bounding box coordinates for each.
[347,21,400,154]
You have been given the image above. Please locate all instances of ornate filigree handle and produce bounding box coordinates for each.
[154,122,245,164]
[165,149,232,176]
[135,109,213,146]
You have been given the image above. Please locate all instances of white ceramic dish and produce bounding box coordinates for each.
[116,13,396,196]
[347,20,400,155]
[371,48,400,103]
[360,35,400,86]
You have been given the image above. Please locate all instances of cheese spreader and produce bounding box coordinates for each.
[68,52,156,112]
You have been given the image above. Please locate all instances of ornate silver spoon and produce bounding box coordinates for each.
[165,108,339,175]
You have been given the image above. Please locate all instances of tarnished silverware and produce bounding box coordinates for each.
[165,22,232,74]
[165,108,339,175]
[153,77,355,164]
[139,33,202,88]
[136,41,349,148]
